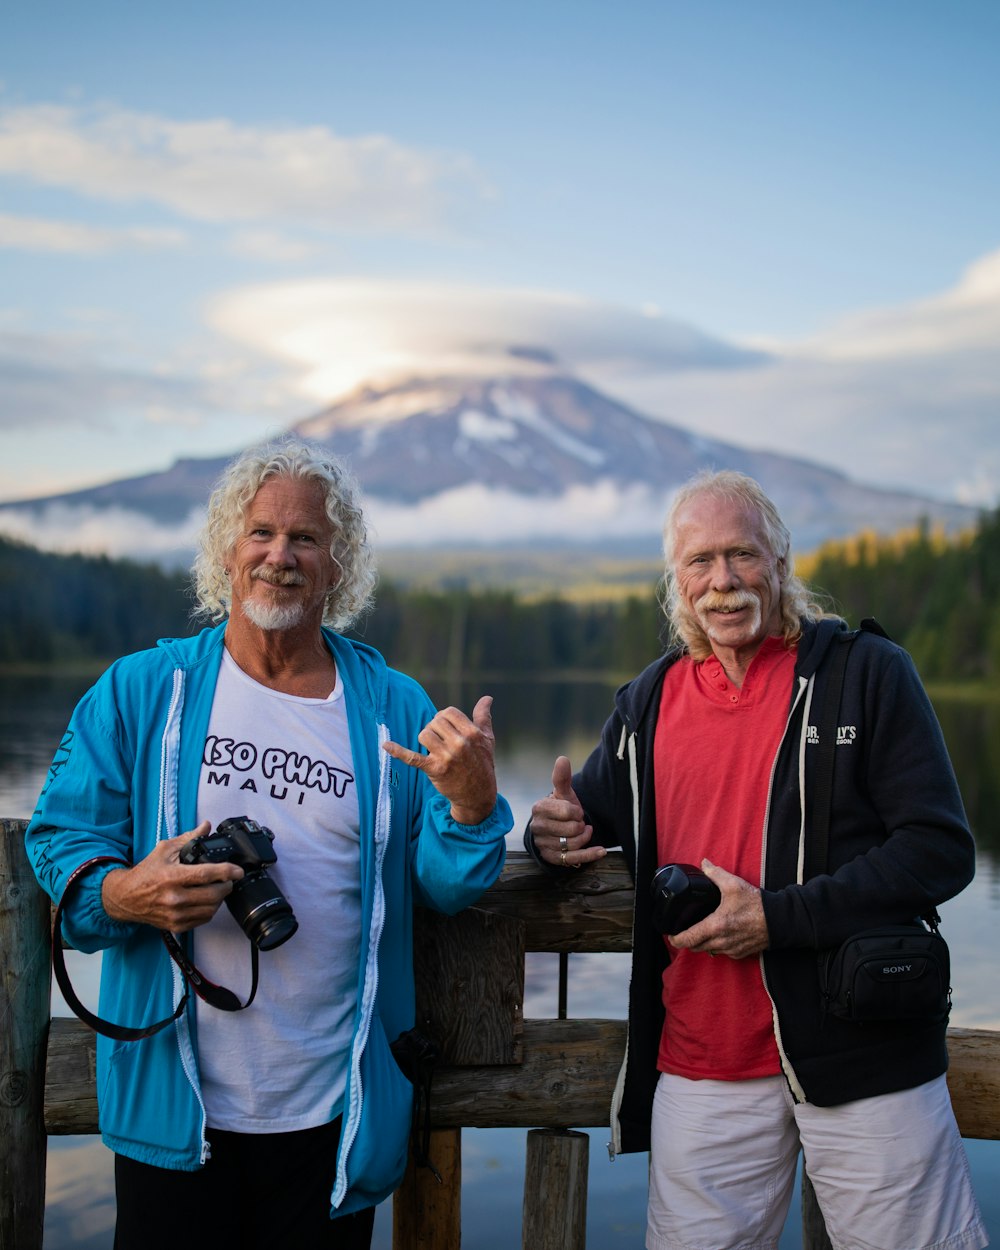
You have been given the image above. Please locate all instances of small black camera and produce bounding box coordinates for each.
[180,816,298,951]
[650,862,721,935]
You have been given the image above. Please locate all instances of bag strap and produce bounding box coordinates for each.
[53,855,260,1042]
[391,1028,443,1182]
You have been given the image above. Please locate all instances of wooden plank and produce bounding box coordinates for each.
[42,1011,1000,1142]
[43,1016,627,1133]
[476,853,634,953]
[44,1016,98,1136]
[413,906,524,1065]
[430,1018,626,1129]
[392,1128,461,1250]
[947,1027,1000,1141]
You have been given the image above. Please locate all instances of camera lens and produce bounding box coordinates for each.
[226,871,298,951]
[650,863,721,935]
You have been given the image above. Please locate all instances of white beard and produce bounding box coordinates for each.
[241,598,306,631]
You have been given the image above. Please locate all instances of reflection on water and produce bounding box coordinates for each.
[935,698,1000,859]
[3,671,998,1247]
[0,671,97,823]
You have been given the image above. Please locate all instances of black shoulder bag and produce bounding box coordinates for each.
[811,622,951,1023]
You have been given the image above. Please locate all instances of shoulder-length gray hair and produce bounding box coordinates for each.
[660,469,833,658]
[192,437,377,631]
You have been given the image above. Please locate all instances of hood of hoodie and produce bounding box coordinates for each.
[792,616,848,681]
[154,624,392,723]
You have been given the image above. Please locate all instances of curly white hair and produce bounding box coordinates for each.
[192,437,376,631]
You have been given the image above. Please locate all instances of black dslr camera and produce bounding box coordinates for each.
[650,862,721,935]
[180,816,298,951]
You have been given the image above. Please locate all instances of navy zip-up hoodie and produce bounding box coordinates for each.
[528,618,975,1155]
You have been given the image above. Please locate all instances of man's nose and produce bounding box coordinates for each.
[264,535,295,565]
[710,556,739,588]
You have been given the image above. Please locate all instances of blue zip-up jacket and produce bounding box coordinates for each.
[27,623,512,1214]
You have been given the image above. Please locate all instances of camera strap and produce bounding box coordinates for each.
[52,855,260,1042]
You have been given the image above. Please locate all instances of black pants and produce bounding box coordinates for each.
[113,1118,376,1250]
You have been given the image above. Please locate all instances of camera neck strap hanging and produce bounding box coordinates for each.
[52,855,260,1042]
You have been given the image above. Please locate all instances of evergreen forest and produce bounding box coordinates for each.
[2,506,998,687]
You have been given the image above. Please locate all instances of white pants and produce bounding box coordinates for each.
[647,1072,988,1250]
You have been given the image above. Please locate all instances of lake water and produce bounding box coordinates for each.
[3,670,998,1248]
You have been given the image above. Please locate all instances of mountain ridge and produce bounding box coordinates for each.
[0,371,977,565]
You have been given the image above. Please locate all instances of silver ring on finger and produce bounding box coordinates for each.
[559,836,568,851]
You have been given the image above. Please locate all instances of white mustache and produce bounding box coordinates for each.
[697,590,758,614]
[251,567,307,587]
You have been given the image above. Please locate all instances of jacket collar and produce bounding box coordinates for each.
[793,616,849,681]
[615,615,849,735]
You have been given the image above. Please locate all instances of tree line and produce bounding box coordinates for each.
[799,509,1000,684]
[0,538,195,665]
[2,507,998,684]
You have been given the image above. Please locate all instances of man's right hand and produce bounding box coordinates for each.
[529,756,606,869]
[101,822,244,932]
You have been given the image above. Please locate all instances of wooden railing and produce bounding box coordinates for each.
[2,818,998,1249]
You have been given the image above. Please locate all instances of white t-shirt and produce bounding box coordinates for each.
[194,649,362,1133]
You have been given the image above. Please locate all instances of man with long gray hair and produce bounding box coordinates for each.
[527,469,985,1250]
[27,437,512,1249]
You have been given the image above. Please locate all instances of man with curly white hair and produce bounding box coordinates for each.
[27,437,512,1250]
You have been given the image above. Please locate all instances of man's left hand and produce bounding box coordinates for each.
[668,860,770,959]
[383,695,498,826]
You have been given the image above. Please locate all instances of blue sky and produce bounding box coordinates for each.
[2,0,999,516]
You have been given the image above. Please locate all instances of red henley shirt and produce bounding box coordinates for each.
[653,635,796,1081]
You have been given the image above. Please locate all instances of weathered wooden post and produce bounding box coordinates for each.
[392,904,524,1250]
[392,1128,462,1249]
[0,817,49,1250]
[522,1128,588,1250]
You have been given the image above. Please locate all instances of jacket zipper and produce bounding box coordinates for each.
[608,725,639,1159]
[160,667,213,1163]
[758,674,811,1104]
[332,721,392,1207]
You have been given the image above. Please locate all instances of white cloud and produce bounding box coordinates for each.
[609,348,1000,507]
[0,483,666,563]
[0,322,305,444]
[0,329,206,430]
[0,501,205,562]
[206,278,760,402]
[0,212,187,254]
[204,264,1000,509]
[0,102,491,234]
[603,250,1000,507]
[3,250,1000,511]
[228,229,318,263]
[367,480,668,548]
[784,247,1000,361]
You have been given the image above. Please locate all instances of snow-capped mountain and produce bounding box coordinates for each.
[0,372,977,567]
